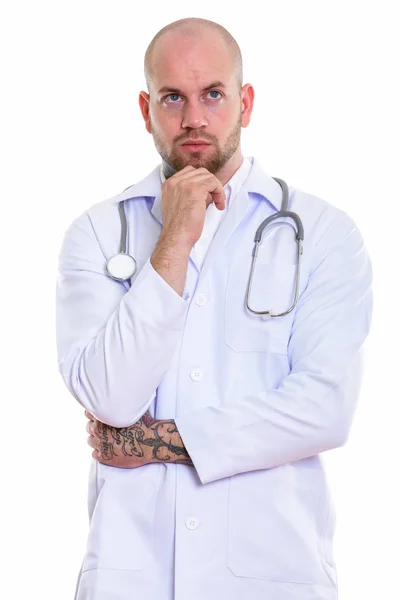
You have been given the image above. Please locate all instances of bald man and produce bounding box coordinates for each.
[56,17,373,600]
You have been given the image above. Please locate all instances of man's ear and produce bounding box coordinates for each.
[240,83,255,128]
[139,91,152,134]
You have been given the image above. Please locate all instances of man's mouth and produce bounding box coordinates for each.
[181,141,211,151]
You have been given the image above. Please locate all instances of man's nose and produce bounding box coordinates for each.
[181,100,209,129]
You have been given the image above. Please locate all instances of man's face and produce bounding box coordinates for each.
[139,31,253,175]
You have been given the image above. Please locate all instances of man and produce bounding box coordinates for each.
[56,17,373,600]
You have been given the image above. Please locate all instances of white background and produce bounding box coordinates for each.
[1,1,398,598]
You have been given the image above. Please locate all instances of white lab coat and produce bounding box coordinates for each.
[56,156,373,600]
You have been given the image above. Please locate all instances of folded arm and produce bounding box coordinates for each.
[86,408,193,468]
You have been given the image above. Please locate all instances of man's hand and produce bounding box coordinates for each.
[85,409,194,468]
[160,164,226,247]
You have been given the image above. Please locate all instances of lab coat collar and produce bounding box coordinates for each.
[116,156,283,212]
[117,165,162,203]
[243,157,283,211]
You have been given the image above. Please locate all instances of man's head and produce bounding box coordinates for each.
[139,18,254,182]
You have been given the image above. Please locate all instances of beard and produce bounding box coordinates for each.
[150,111,242,176]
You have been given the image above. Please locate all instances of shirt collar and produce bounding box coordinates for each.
[116,156,283,212]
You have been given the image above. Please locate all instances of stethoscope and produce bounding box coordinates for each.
[106,176,304,318]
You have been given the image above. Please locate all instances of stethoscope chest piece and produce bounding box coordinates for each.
[106,252,137,281]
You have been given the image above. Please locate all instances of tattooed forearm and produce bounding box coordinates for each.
[99,422,118,460]
[93,411,193,468]
[141,411,155,429]
[130,417,194,466]
[150,419,194,466]
[112,424,144,457]
[98,420,144,462]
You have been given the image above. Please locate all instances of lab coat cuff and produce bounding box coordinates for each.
[128,258,190,329]
[175,413,229,484]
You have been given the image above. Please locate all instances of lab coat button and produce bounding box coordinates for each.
[185,516,200,530]
[195,293,208,306]
[190,369,203,381]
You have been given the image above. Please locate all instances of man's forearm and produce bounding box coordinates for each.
[147,417,194,466]
[150,231,192,297]
[88,409,194,468]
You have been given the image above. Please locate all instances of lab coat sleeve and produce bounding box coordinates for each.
[175,211,373,484]
[56,210,189,427]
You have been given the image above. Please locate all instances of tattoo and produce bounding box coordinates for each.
[116,425,144,457]
[95,413,193,467]
[150,419,193,465]
[141,411,155,429]
[99,422,118,461]
[96,418,146,462]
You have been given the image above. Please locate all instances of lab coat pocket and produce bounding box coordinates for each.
[82,462,163,572]
[226,465,330,584]
[225,259,297,354]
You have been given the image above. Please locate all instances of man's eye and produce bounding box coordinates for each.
[166,94,181,102]
[207,91,221,99]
